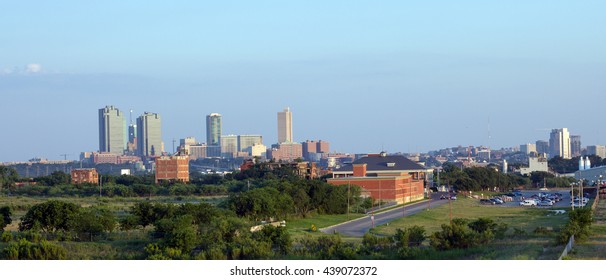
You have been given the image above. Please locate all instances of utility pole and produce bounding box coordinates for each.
[347,183,350,220]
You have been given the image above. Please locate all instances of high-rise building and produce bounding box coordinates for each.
[137,112,162,157]
[536,140,549,155]
[302,140,330,161]
[221,135,239,158]
[238,135,263,152]
[586,145,606,158]
[206,113,222,146]
[570,135,582,157]
[549,128,571,159]
[99,105,126,155]
[520,143,537,155]
[317,140,330,154]
[277,107,293,143]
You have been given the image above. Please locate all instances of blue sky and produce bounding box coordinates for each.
[1,1,605,162]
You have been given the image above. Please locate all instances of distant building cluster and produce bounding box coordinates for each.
[7,105,606,206]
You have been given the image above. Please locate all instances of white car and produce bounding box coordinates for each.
[520,200,537,207]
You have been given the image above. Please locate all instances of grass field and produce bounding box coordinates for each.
[367,196,570,259]
[565,197,606,260]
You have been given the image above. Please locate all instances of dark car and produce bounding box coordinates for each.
[480,199,495,205]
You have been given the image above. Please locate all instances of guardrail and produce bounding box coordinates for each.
[559,235,575,260]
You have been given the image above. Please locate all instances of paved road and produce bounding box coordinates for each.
[321,194,450,237]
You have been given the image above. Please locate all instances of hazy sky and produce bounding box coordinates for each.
[1,1,605,162]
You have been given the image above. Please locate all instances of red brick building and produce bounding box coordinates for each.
[71,168,99,185]
[327,153,429,204]
[267,143,303,162]
[155,155,190,183]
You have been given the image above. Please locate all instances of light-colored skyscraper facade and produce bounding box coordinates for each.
[206,113,222,146]
[137,112,163,157]
[278,107,293,143]
[99,105,126,155]
[549,128,571,159]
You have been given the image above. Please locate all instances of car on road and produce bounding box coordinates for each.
[492,197,504,204]
[520,200,537,207]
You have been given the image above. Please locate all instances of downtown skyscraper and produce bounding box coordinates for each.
[206,113,222,157]
[206,113,222,146]
[99,105,126,155]
[137,112,162,157]
[549,128,571,159]
[277,107,293,143]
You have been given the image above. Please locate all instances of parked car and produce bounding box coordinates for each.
[481,199,495,205]
[489,198,503,205]
[449,195,457,200]
[520,200,537,207]
[539,200,554,206]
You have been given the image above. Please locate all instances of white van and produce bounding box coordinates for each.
[519,199,537,207]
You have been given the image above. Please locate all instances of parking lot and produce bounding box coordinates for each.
[482,189,575,208]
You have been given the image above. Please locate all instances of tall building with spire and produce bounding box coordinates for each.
[127,109,137,154]
[137,112,162,157]
[99,105,126,155]
[277,107,293,143]
[549,128,571,159]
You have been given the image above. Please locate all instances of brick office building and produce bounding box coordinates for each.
[155,155,190,183]
[327,153,429,204]
[71,168,99,185]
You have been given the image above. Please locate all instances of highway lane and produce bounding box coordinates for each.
[321,194,450,237]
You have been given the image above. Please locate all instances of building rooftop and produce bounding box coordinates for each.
[334,153,427,173]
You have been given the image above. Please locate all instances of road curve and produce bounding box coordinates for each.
[321,195,449,237]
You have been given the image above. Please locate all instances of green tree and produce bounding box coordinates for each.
[19,200,80,233]
[430,218,477,250]
[153,215,199,254]
[73,207,116,241]
[0,166,19,194]
[34,171,70,187]
[1,206,12,231]
[252,225,292,255]
[394,226,426,248]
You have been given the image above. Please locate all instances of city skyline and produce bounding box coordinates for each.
[1,1,605,162]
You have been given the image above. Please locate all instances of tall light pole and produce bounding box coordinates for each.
[571,182,574,211]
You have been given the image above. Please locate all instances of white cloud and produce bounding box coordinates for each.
[25,63,42,73]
